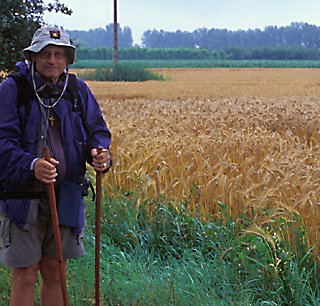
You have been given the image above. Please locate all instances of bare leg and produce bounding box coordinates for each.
[10,264,39,306]
[39,256,67,306]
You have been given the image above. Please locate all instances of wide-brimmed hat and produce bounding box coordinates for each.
[23,26,76,64]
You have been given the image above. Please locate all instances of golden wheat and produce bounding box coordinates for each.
[81,68,320,255]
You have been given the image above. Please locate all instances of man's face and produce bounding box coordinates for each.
[34,45,68,84]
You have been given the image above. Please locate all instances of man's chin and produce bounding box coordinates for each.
[42,74,59,84]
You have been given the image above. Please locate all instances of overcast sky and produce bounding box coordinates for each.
[44,0,320,45]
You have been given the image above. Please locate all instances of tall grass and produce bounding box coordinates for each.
[65,195,320,305]
[1,193,318,305]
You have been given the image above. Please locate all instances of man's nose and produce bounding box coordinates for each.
[47,53,57,62]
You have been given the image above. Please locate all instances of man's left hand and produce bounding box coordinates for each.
[91,148,111,172]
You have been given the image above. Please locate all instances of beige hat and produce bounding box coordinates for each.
[23,26,76,64]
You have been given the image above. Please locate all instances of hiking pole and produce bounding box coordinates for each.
[95,147,103,306]
[43,147,69,306]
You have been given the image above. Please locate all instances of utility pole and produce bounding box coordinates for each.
[113,0,118,65]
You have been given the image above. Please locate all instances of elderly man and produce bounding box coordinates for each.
[0,26,112,305]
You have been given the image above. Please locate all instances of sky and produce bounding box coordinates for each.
[44,0,320,45]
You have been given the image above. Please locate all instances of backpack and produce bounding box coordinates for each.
[10,72,84,120]
[0,73,95,200]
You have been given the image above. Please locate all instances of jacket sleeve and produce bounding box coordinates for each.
[0,78,36,184]
[78,79,112,160]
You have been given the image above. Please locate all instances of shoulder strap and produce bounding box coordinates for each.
[67,73,89,133]
[68,73,81,112]
[9,73,34,115]
[9,72,87,130]
[67,73,90,177]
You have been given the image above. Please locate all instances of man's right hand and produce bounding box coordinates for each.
[34,158,59,184]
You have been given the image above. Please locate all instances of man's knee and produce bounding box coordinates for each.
[12,265,39,288]
[40,257,66,285]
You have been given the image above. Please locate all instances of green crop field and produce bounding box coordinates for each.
[72,59,320,69]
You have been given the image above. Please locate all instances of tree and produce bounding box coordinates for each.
[141,23,320,51]
[120,26,133,48]
[0,0,72,79]
[68,24,134,48]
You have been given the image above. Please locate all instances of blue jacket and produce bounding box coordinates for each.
[0,61,111,232]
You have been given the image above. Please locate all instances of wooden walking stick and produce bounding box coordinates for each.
[43,147,69,306]
[95,147,103,306]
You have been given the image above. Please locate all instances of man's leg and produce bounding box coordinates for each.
[39,256,67,306]
[10,264,39,306]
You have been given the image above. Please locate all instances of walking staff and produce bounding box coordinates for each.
[43,146,69,306]
[95,147,102,305]
[95,148,111,305]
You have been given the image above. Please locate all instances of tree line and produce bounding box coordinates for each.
[70,22,320,50]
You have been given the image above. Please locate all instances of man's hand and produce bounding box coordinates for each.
[91,148,111,172]
[34,158,59,184]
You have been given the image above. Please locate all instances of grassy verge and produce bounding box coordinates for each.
[1,193,319,305]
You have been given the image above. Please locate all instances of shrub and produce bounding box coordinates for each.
[77,63,163,82]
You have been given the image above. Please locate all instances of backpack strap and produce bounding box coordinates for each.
[67,73,89,134]
[9,72,34,115]
[10,72,86,124]
[67,73,91,178]
[9,72,89,136]
[68,73,81,112]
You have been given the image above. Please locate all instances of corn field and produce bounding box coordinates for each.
[83,68,320,257]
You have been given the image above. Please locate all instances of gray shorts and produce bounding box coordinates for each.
[0,213,84,267]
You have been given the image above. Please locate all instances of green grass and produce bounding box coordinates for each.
[72,59,320,69]
[1,195,319,305]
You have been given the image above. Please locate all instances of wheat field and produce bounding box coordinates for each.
[81,68,320,254]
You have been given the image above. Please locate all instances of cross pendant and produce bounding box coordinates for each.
[49,114,56,126]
